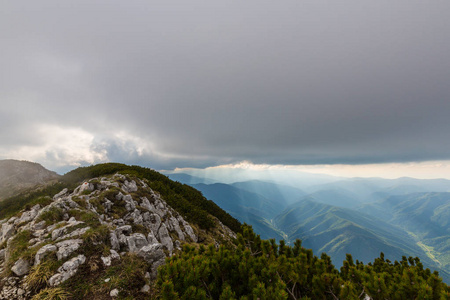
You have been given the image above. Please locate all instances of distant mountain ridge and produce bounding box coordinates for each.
[274,198,425,267]
[192,183,285,240]
[180,177,450,283]
[359,192,450,274]
[0,159,60,200]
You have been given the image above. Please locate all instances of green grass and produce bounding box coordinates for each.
[26,257,62,292]
[68,210,101,228]
[60,253,151,299]
[36,206,65,224]
[2,230,36,276]
[31,287,71,300]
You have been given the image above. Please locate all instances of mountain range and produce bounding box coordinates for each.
[167,172,450,283]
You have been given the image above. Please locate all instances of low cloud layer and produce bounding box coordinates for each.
[2,1,450,173]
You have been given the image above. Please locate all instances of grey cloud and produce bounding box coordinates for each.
[1,1,450,171]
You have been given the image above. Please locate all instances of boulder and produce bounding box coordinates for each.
[56,226,90,241]
[122,180,138,193]
[51,221,84,240]
[1,223,15,243]
[78,182,94,194]
[16,205,40,225]
[147,213,161,235]
[115,225,132,235]
[110,231,120,250]
[115,192,124,201]
[32,220,46,231]
[137,243,165,264]
[141,285,150,293]
[123,195,136,211]
[103,199,113,212]
[49,255,86,286]
[35,244,57,265]
[55,239,83,260]
[169,216,185,241]
[11,258,30,276]
[179,217,197,242]
[53,188,68,200]
[140,197,154,211]
[127,233,148,253]
[158,224,173,254]
[147,231,158,244]
[137,243,166,279]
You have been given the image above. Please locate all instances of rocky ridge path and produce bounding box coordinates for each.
[0,173,236,299]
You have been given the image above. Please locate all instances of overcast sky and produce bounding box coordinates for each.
[1,1,450,175]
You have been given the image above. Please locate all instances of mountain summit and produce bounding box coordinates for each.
[0,160,60,200]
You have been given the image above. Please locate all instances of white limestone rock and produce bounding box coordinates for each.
[123,195,136,211]
[1,223,15,243]
[49,255,86,286]
[35,244,57,265]
[169,216,185,241]
[110,288,119,297]
[11,258,30,276]
[147,231,158,244]
[103,199,113,212]
[32,220,46,231]
[51,221,84,240]
[101,249,120,267]
[0,249,5,262]
[77,182,94,195]
[137,243,166,279]
[127,233,148,253]
[147,213,161,235]
[179,217,198,242]
[115,192,124,201]
[56,226,91,241]
[53,188,68,200]
[158,224,173,254]
[110,231,120,250]
[55,239,83,260]
[115,225,132,235]
[140,197,154,211]
[122,180,138,193]
[15,205,40,225]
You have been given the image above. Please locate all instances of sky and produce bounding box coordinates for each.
[1,1,450,178]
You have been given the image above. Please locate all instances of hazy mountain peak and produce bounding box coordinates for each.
[0,159,60,200]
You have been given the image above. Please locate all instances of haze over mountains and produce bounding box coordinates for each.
[0,160,60,200]
[166,171,450,283]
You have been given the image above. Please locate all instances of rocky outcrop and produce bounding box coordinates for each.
[137,243,165,278]
[0,173,236,299]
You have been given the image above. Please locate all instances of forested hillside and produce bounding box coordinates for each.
[159,226,450,299]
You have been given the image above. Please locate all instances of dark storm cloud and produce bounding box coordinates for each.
[1,1,450,170]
